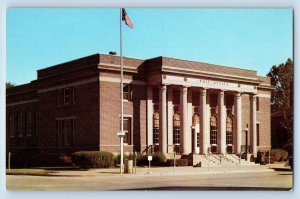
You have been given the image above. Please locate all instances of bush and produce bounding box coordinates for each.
[136,153,148,166]
[165,159,188,167]
[269,149,289,162]
[71,151,114,168]
[152,152,166,166]
[114,153,135,165]
[59,153,74,166]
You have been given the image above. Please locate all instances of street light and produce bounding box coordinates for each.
[245,126,249,155]
[191,125,196,154]
[117,131,125,174]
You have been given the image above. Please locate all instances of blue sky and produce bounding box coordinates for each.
[7,8,293,85]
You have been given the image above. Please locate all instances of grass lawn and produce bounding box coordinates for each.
[6,169,57,176]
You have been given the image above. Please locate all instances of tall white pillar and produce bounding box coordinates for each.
[187,91,193,154]
[147,86,153,147]
[250,94,257,157]
[234,92,242,154]
[180,86,188,155]
[200,88,207,154]
[167,88,173,153]
[159,85,167,154]
[218,90,226,154]
[206,90,211,154]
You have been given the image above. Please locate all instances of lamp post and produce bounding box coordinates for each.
[191,125,196,154]
[117,131,125,174]
[245,126,249,155]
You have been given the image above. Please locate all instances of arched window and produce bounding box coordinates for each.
[153,112,159,145]
[226,115,233,145]
[210,114,217,145]
[173,113,180,145]
[192,114,200,125]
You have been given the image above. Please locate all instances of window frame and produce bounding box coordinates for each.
[226,115,233,145]
[210,114,217,145]
[153,112,159,145]
[123,84,131,101]
[123,117,132,145]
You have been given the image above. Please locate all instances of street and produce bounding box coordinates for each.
[6,166,293,190]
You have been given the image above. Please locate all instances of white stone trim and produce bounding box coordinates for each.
[99,76,146,85]
[7,99,38,107]
[162,74,258,93]
[38,78,98,93]
[257,93,271,98]
[163,66,258,81]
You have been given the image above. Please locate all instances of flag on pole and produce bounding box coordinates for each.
[122,8,134,28]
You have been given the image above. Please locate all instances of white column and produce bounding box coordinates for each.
[234,92,242,154]
[167,88,173,153]
[200,88,207,154]
[180,86,188,154]
[250,94,257,157]
[147,86,153,147]
[206,90,211,154]
[187,91,193,154]
[218,90,226,154]
[159,85,167,154]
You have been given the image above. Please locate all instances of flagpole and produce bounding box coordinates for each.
[120,8,124,175]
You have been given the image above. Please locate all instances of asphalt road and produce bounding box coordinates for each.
[6,169,292,190]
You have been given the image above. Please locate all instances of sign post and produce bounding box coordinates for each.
[8,152,11,171]
[173,151,176,173]
[134,151,137,174]
[147,155,152,174]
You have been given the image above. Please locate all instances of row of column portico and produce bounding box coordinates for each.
[147,84,257,156]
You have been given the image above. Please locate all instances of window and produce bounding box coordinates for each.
[64,88,71,104]
[57,87,75,106]
[123,84,131,100]
[192,113,200,147]
[197,133,200,147]
[226,116,233,145]
[18,112,23,137]
[26,111,32,136]
[256,123,260,146]
[8,113,15,137]
[256,97,259,111]
[123,118,131,144]
[57,118,75,147]
[153,112,159,145]
[14,113,18,137]
[210,115,217,145]
[33,111,38,136]
[173,113,180,145]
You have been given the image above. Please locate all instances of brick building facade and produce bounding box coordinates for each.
[6,54,273,166]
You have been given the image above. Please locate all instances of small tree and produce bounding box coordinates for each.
[267,58,293,149]
[6,82,15,88]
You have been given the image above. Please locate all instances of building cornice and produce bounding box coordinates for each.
[162,67,262,85]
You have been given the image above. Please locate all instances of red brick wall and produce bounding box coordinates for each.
[257,96,271,151]
[241,94,250,147]
[99,78,147,153]
[37,81,100,153]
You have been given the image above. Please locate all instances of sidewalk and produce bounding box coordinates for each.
[35,164,287,178]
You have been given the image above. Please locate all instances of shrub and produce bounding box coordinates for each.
[71,151,114,168]
[136,153,148,166]
[152,152,166,166]
[59,154,74,166]
[269,149,289,162]
[165,159,188,167]
[114,153,135,165]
